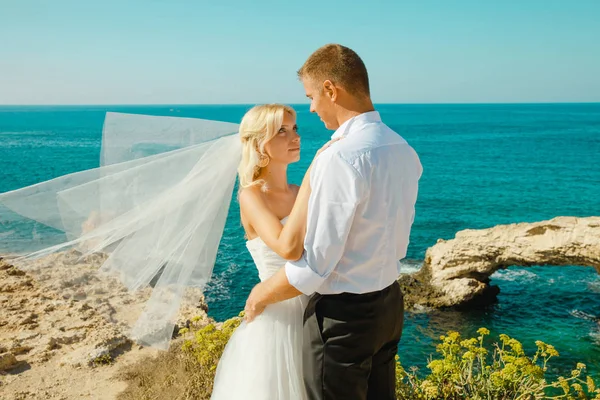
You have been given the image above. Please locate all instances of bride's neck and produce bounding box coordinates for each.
[259,163,289,192]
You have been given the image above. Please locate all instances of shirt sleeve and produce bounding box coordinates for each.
[284,151,365,295]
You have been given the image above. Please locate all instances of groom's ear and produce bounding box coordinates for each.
[322,80,337,102]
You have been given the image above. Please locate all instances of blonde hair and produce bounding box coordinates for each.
[238,104,296,189]
[297,43,370,97]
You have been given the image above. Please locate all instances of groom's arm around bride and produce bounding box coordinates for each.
[244,44,422,400]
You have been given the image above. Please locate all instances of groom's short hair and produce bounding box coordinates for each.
[297,44,370,97]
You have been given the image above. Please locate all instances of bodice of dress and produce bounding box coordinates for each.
[245,217,289,282]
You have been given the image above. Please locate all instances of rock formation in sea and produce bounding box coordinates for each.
[398,216,600,309]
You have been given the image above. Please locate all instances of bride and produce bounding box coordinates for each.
[211,104,335,399]
[0,103,334,399]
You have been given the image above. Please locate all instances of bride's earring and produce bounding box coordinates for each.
[258,154,270,168]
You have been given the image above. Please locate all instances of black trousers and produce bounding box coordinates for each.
[303,281,404,400]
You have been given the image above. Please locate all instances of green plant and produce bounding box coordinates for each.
[395,328,600,400]
[121,318,599,400]
[179,313,242,395]
[92,353,113,366]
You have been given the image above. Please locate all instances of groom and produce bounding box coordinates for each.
[244,44,422,400]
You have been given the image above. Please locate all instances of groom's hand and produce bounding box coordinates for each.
[244,283,266,323]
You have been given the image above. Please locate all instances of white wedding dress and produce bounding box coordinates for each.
[211,218,309,400]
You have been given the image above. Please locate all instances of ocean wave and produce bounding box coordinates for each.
[0,229,16,239]
[0,130,50,136]
[570,309,598,322]
[491,269,539,282]
[590,330,600,345]
[411,304,433,314]
[588,280,600,293]
[204,262,240,302]
[399,259,423,275]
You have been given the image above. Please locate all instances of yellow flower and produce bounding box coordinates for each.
[546,344,559,357]
[558,376,570,394]
[586,375,595,392]
[502,363,517,377]
[572,383,584,395]
[507,339,524,355]
[427,359,444,375]
[477,327,490,336]
[490,371,504,387]
[461,338,478,348]
[420,380,438,398]
[447,331,460,342]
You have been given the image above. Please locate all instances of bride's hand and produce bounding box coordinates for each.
[302,138,343,183]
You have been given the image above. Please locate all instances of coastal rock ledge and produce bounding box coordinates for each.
[398,216,600,309]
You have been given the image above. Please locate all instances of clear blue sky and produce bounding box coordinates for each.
[1,0,599,104]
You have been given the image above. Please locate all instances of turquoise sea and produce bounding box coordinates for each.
[0,103,599,379]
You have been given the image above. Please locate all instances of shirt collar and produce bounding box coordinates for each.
[331,111,381,139]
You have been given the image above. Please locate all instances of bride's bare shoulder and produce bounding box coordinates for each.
[238,186,273,222]
[238,185,265,208]
[238,186,265,239]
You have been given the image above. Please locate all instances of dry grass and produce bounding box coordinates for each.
[117,316,241,400]
[117,341,213,400]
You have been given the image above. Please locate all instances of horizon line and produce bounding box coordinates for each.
[1,101,599,107]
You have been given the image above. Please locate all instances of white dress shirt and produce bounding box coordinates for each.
[285,111,422,296]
